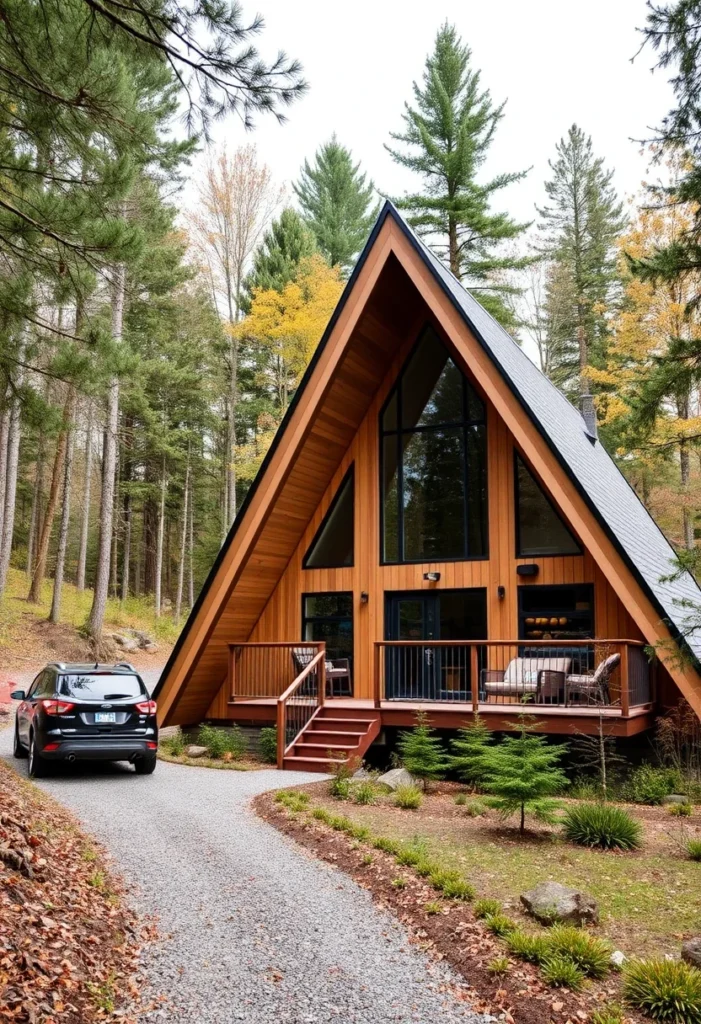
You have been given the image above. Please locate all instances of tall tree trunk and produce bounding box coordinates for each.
[677,393,694,551]
[154,457,166,617]
[76,402,93,591]
[49,414,76,623]
[175,451,190,623]
[187,471,194,610]
[28,389,76,603]
[120,414,133,602]
[0,342,26,597]
[0,402,11,546]
[87,262,124,648]
[134,509,142,598]
[227,334,238,526]
[110,438,120,598]
[26,432,46,577]
[448,214,459,277]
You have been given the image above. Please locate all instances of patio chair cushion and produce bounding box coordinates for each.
[501,657,571,688]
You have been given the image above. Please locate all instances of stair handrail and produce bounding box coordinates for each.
[277,645,326,768]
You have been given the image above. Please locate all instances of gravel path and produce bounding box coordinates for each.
[0,692,490,1024]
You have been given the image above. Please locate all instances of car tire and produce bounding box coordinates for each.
[134,754,157,775]
[13,722,27,759]
[27,733,49,778]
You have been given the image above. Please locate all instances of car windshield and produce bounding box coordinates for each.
[57,674,145,700]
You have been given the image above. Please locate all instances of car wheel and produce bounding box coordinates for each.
[134,755,157,775]
[28,733,49,778]
[13,722,27,759]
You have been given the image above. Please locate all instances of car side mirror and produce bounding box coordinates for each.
[10,689,25,701]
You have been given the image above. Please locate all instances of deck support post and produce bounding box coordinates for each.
[319,645,326,708]
[470,645,479,713]
[276,698,286,770]
[620,643,630,718]
[228,645,236,703]
[373,643,381,709]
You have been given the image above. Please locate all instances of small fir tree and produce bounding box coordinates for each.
[293,135,378,276]
[397,711,448,791]
[478,714,569,833]
[450,714,493,788]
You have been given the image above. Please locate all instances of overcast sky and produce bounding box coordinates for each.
[184,0,675,228]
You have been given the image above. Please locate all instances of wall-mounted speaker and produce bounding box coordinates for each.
[516,563,539,577]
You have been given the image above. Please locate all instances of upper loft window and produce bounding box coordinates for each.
[381,325,488,563]
[515,455,581,557]
[303,466,355,569]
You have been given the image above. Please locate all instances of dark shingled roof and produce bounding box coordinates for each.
[387,202,701,661]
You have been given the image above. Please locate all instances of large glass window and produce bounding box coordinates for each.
[302,593,353,671]
[303,466,354,569]
[381,326,488,562]
[515,455,580,556]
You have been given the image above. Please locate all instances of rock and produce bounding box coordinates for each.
[682,937,701,968]
[184,745,208,758]
[611,950,627,969]
[520,881,599,926]
[111,632,139,651]
[376,767,416,791]
[663,794,689,806]
[352,768,374,781]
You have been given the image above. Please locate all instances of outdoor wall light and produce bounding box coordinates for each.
[423,571,441,582]
[497,585,506,600]
[360,591,369,604]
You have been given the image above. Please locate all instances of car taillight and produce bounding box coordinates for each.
[40,700,75,715]
[135,700,157,715]
[43,742,60,752]
[146,741,158,750]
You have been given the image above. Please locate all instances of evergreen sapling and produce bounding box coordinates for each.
[397,711,448,791]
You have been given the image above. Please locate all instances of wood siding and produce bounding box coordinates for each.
[205,312,643,718]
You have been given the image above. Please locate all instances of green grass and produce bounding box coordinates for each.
[623,958,701,1022]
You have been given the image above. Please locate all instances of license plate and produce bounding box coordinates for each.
[95,712,116,723]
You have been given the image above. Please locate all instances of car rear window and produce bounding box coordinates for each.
[57,674,145,700]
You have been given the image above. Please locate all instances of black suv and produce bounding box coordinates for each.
[11,662,158,777]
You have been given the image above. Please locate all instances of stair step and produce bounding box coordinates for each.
[293,741,358,756]
[284,755,339,773]
[306,730,366,744]
[313,717,377,728]
[319,707,377,719]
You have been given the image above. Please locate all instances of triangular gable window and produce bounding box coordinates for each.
[515,455,580,556]
[303,466,354,568]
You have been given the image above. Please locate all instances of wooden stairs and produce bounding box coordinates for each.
[283,705,381,773]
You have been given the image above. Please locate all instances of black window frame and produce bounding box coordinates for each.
[302,465,355,570]
[301,591,354,670]
[514,452,582,558]
[379,325,489,565]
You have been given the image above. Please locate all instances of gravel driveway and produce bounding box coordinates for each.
[0,705,490,1024]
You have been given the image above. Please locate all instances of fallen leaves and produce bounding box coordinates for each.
[0,761,151,1024]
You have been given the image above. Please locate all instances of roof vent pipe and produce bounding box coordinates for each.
[579,393,598,442]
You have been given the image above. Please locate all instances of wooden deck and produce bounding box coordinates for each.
[222,696,655,737]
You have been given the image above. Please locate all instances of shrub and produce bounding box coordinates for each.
[160,728,185,756]
[668,802,692,817]
[197,724,247,760]
[312,807,332,823]
[424,900,443,915]
[394,784,423,809]
[464,799,489,817]
[623,957,701,1022]
[546,925,612,979]
[429,869,474,901]
[624,764,684,805]
[687,839,701,861]
[541,953,585,991]
[484,913,517,937]
[259,727,277,764]
[328,758,355,799]
[506,930,550,964]
[414,859,436,878]
[562,802,642,851]
[361,854,373,866]
[454,793,468,805]
[488,956,511,976]
[372,836,401,856]
[352,781,377,805]
[274,790,309,814]
[330,778,351,800]
[397,711,447,790]
[349,823,370,841]
[395,838,429,868]
[474,898,502,919]
[591,1004,625,1024]
[391,877,407,889]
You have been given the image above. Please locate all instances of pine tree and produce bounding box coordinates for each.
[242,208,317,310]
[537,125,626,397]
[449,714,493,787]
[293,136,378,276]
[477,713,569,833]
[397,711,448,791]
[386,22,531,328]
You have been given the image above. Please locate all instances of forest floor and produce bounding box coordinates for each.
[0,567,175,703]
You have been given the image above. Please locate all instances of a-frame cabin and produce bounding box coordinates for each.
[154,203,701,771]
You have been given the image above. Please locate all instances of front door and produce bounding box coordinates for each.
[385,589,487,701]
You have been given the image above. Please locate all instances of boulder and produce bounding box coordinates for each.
[184,745,208,759]
[352,768,374,782]
[663,794,689,806]
[611,950,627,969]
[520,881,599,926]
[376,767,416,791]
[682,937,701,968]
[111,632,139,651]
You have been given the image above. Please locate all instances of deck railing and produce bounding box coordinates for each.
[276,648,326,768]
[373,639,652,714]
[227,642,325,702]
